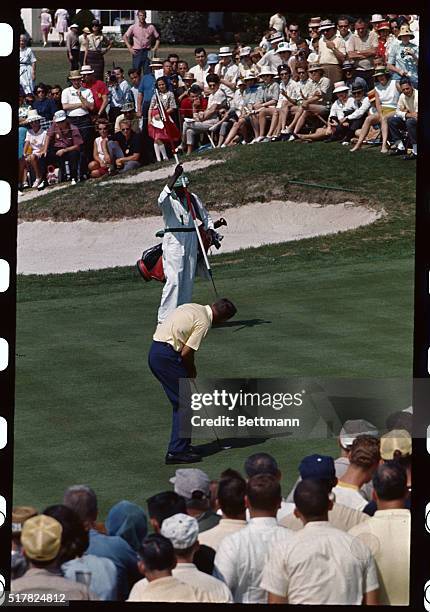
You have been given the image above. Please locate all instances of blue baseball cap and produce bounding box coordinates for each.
[299,454,336,481]
[207,53,219,64]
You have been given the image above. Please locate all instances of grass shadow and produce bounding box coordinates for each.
[213,318,272,332]
[193,436,269,457]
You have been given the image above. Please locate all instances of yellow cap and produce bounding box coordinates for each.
[21,515,62,562]
[380,429,412,460]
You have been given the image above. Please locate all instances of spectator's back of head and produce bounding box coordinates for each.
[244,452,280,478]
[349,435,380,470]
[294,480,331,520]
[147,491,187,531]
[139,533,176,573]
[217,476,246,518]
[373,461,408,501]
[246,474,281,513]
[105,500,148,552]
[299,454,337,491]
[385,410,412,434]
[63,485,97,527]
[43,504,89,563]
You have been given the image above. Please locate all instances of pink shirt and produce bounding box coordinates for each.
[124,23,159,50]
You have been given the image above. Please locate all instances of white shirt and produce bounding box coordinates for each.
[261,521,379,604]
[24,128,47,155]
[375,78,399,108]
[61,86,94,117]
[332,482,368,511]
[189,63,210,87]
[198,518,247,551]
[349,509,410,605]
[395,90,418,120]
[257,49,282,71]
[127,575,211,602]
[129,564,233,602]
[213,517,293,603]
[174,564,233,602]
[276,80,300,108]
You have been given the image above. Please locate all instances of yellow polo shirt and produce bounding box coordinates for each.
[153,303,213,352]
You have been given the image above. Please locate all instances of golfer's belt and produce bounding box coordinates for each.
[164,227,196,232]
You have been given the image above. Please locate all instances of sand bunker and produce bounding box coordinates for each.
[17,200,383,275]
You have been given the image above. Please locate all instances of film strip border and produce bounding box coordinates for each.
[0,5,428,609]
[412,5,430,609]
[0,9,16,602]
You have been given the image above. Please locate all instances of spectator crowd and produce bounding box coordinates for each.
[18,10,419,195]
[11,408,412,604]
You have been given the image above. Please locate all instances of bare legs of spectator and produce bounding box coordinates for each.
[292,104,328,136]
[350,114,381,152]
[296,126,332,142]
[223,117,244,146]
[379,112,395,153]
[88,160,109,178]
[25,154,44,186]
[258,107,277,139]
[249,114,259,139]
[153,138,168,162]
[279,104,297,133]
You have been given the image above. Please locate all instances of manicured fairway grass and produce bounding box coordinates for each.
[14,243,414,516]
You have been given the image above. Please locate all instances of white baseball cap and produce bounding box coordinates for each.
[339,419,379,449]
[53,110,67,123]
[161,513,199,549]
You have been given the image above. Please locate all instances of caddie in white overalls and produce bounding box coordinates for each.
[157,164,214,323]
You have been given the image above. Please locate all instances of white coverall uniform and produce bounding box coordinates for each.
[157,185,214,323]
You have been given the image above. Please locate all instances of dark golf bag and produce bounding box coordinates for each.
[136,218,227,282]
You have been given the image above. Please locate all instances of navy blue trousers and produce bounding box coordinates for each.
[132,48,150,74]
[148,341,191,454]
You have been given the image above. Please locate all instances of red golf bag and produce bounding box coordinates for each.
[136,218,227,282]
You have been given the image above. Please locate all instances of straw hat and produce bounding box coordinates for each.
[25,109,43,123]
[333,80,349,94]
[398,24,414,38]
[376,21,390,31]
[68,70,82,80]
[80,65,94,75]
[218,46,232,57]
[150,57,163,67]
[259,68,276,77]
[319,19,336,31]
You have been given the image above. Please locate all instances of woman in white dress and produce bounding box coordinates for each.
[54,8,69,46]
[19,34,36,94]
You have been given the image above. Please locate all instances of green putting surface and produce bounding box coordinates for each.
[14,245,414,517]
